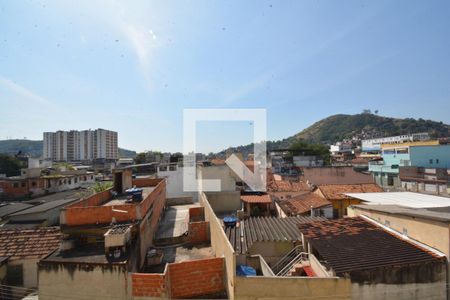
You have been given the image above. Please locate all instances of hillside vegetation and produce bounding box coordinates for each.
[0,139,137,158]
[218,113,450,156]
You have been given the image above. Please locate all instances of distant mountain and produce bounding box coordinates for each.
[217,113,450,156]
[0,139,137,158]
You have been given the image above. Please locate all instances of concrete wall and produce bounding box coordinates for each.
[38,262,128,300]
[351,281,446,300]
[234,276,351,300]
[248,241,294,266]
[7,258,39,288]
[201,192,236,299]
[157,166,198,201]
[197,165,237,192]
[348,206,450,257]
[204,191,241,213]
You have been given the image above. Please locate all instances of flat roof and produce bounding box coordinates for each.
[103,186,155,206]
[298,217,444,274]
[352,204,450,223]
[43,246,126,265]
[22,188,93,205]
[345,192,450,208]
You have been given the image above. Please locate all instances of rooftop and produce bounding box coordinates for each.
[0,227,61,260]
[0,203,34,219]
[352,204,450,223]
[22,188,93,205]
[10,198,80,216]
[225,216,325,254]
[317,183,383,200]
[300,167,374,185]
[345,192,450,208]
[298,217,443,274]
[102,186,155,206]
[277,193,331,216]
[43,246,124,265]
[240,194,272,204]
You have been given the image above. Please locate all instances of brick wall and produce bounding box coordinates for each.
[66,188,112,208]
[132,178,163,188]
[168,257,225,299]
[132,273,168,298]
[131,258,225,299]
[188,221,210,245]
[189,206,205,222]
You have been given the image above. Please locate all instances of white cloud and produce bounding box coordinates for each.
[0,75,52,107]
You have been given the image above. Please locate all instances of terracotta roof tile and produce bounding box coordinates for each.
[298,217,443,274]
[241,194,272,204]
[278,193,331,215]
[318,183,383,200]
[0,227,61,260]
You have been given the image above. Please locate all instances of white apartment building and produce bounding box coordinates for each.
[43,129,118,161]
[361,132,430,152]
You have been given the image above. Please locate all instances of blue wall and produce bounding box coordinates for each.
[410,145,450,168]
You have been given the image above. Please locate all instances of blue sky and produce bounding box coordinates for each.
[1,0,450,153]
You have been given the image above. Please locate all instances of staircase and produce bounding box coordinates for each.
[271,246,311,276]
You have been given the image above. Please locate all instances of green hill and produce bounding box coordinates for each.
[217,113,450,156]
[0,139,136,158]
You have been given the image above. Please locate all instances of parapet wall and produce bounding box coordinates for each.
[131,257,225,299]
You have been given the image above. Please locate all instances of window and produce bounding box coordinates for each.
[396,148,409,154]
[429,159,433,164]
[13,183,18,188]
[68,180,71,184]
[383,149,395,155]
[32,181,36,187]
[6,264,23,286]
[436,159,439,164]
[21,182,26,187]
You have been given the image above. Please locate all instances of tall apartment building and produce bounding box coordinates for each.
[43,129,118,161]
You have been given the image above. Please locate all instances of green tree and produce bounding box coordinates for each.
[290,140,331,165]
[90,182,113,193]
[0,154,24,176]
[135,152,147,164]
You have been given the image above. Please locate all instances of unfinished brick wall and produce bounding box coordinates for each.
[188,221,210,245]
[132,178,163,188]
[66,188,112,208]
[189,206,205,222]
[131,273,168,298]
[168,257,225,299]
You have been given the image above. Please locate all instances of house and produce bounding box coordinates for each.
[267,171,310,201]
[0,169,95,199]
[369,140,450,189]
[157,163,198,203]
[240,193,272,217]
[399,166,449,195]
[313,183,383,218]
[277,192,333,218]
[0,227,61,296]
[38,170,167,300]
[300,166,374,187]
[298,217,447,300]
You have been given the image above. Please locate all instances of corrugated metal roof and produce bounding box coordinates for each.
[0,203,34,218]
[298,217,444,274]
[345,192,450,208]
[10,198,79,216]
[225,216,325,254]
